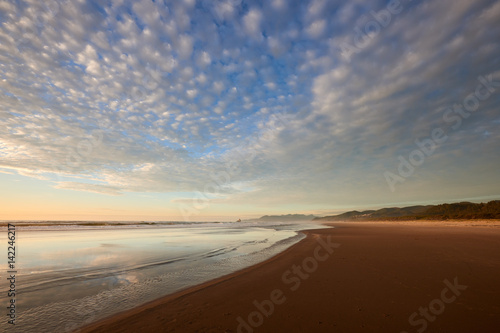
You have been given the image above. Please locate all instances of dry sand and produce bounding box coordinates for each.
[80,221,500,333]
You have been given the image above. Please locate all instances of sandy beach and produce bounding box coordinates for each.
[80,221,500,333]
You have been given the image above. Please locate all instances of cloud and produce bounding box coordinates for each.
[210,0,241,23]
[0,0,499,215]
[55,182,124,196]
[196,51,211,68]
[271,0,286,11]
[177,33,194,59]
[306,19,326,38]
[243,8,263,40]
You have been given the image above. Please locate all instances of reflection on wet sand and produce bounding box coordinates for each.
[0,222,328,332]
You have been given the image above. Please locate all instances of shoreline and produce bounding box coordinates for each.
[80,221,500,332]
[79,225,323,332]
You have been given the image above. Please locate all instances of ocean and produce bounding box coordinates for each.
[0,221,329,332]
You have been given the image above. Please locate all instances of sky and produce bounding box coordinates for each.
[0,0,499,221]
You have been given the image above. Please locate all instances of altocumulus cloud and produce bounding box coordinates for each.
[0,0,499,209]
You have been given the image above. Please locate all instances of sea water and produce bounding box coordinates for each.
[0,221,329,332]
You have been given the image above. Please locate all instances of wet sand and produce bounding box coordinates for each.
[80,221,500,333]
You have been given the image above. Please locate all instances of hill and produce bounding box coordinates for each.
[314,200,500,221]
[246,214,317,222]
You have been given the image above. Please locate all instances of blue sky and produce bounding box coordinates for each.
[0,0,499,221]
